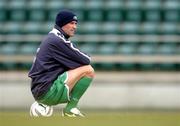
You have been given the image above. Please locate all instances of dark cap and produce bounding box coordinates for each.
[55,10,78,28]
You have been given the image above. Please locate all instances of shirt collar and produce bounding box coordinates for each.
[54,24,70,39]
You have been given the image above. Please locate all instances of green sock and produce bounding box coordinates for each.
[65,77,93,112]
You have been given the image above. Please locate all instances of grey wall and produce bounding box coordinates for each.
[1,81,180,110]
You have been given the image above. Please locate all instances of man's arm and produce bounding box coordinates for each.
[49,37,91,69]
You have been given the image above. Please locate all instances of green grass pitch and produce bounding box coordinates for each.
[0,111,180,126]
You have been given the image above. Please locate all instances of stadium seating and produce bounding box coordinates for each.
[105,10,123,22]
[0,0,179,71]
[67,0,85,9]
[46,0,64,10]
[157,43,177,55]
[164,10,180,22]
[125,10,142,22]
[19,43,38,55]
[116,43,137,55]
[79,43,98,54]
[79,22,101,34]
[118,63,136,71]
[164,0,179,10]
[145,10,162,22]
[141,22,160,34]
[105,0,124,9]
[0,10,6,21]
[86,0,104,9]
[9,9,26,21]
[102,22,120,34]
[86,10,104,22]
[0,43,19,55]
[22,22,43,34]
[121,22,140,34]
[144,0,161,9]
[2,22,22,34]
[160,23,178,34]
[98,43,117,55]
[28,0,45,9]
[9,0,26,9]
[28,9,46,21]
[137,43,156,55]
[0,0,7,21]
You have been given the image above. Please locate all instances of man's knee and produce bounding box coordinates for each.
[83,65,95,78]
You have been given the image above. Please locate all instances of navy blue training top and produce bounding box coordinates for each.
[28,26,91,100]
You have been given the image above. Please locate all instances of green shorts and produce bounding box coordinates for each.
[37,72,70,106]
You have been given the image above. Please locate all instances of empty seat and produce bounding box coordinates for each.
[67,0,85,9]
[48,9,58,21]
[10,9,26,21]
[117,43,137,55]
[160,23,177,34]
[125,0,142,10]
[163,0,179,10]
[8,0,26,9]
[106,10,123,21]
[86,10,104,21]
[121,22,140,34]
[98,63,116,70]
[85,0,104,21]
[79,22,101,34]
[42,21,54,33]
[156,43,176,55]
[138,63,156,71]
[164,10,180,22]
[118,63,136,71]
[80,43,97,54]
[177,45,180,54]
[105,0,124,30]
[105,0,124,9]
[102,22,120,34]
[19,43,38,55]
[2,22,22,34]
[0,0,7,9]
[28,0,45,9]
[22,22,42,34]
[125,10,142,22]
[0,43,18,55]
[0,10,7,21]
[137,43,156,55]
[98,43,117,55]
[0,1,7,21]
[85,0,104,9]
[46,0,64,9]
[22,22,51,34]
[159,63,176,71]
[28,0,46,21]
[91,43,117,70]
[0,62,17,70]
[142,22,160,34]
[28,9,46,21]
[0,22,4,34]
[144,0,161,9]
[19,62,32,70]
[145,10,161,22]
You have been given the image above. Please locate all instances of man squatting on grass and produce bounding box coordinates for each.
[28,10,95,117]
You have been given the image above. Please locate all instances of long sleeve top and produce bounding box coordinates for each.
[28,26,91,99]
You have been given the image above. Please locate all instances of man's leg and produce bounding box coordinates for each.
[66,65,95,91]
[63,65,95,116]
[64,77,93,113]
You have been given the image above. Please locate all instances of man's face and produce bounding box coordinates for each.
[61,21,77,37]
